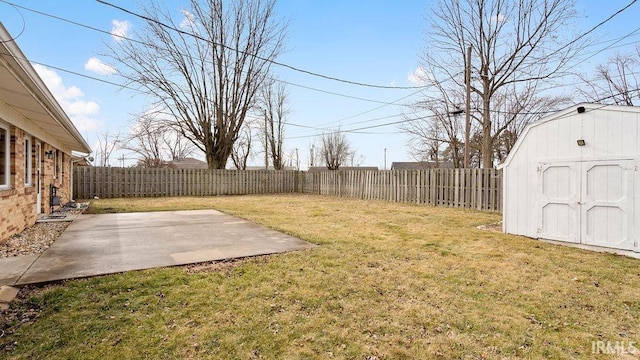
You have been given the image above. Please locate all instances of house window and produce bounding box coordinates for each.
[0,124,8,188]
[24,135,32,186]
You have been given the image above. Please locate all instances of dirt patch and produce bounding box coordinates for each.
[0,284,53,351]
[476,221,502,233]
[184,259,245,274]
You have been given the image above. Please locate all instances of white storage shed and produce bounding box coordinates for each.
[500,103,640,254]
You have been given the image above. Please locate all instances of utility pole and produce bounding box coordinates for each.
[384,148,387,170]
[310,144,315,167]
[295,148,299,170]
[264,111,269,170]
[464,45,472,168]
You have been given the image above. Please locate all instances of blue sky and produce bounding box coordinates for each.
[0,0,639,168]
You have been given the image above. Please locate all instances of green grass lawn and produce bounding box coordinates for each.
[2,194,639,359]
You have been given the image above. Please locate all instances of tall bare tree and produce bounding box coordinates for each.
[106,0,287,169]
[320,131,352,170]
[423,0,585,167]
[259,80,289,170]
[579,47,640,105]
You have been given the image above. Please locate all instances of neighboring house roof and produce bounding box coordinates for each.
[170,157,208,169]
[338,166,379,171]
[390,161,454,170]
[0,23,91,154]
[71,156,92,167]
[307,166,379,172]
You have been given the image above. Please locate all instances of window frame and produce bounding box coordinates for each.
[53,149,57,179]
[55,150,61,181]
[24,134,33,186]
[60,152,64,183]
[0,122,9,189]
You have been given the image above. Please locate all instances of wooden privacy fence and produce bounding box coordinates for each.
[73,167,301,199]
[301,169,502,212]
[74,167,502,212]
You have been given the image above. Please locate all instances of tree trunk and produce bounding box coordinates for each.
[481,89,493,169]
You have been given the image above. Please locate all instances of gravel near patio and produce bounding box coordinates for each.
[0,207,85,258]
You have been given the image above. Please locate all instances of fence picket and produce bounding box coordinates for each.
[73,167,502,211]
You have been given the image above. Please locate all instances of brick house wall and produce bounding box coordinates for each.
[0,22,90,245]
[0,125,72,243]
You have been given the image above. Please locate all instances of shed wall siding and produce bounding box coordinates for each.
[503,105,640,252]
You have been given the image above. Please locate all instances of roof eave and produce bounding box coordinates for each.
[0,22,91,154]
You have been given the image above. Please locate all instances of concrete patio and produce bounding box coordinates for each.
[0,209,316,286]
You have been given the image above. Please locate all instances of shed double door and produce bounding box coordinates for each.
[537,160,635,250]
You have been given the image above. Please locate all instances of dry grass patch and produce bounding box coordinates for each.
[2,194,639,359]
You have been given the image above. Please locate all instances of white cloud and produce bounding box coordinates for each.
[84,57,117,76]
[66,100,100,116]
[111,19,130,42]
[72,117,102,133]
[407,66,429,85]
[33,64,102,132]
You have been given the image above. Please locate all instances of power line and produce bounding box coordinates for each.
[0,2,25,43]
[324,88,426,125]
[547,0,638,58]
[6,0,640,143]
[94,0,427,90]
[287,2,640,140]
[0,48,419,139]
[0,0,417,105]
[0,51,135,89]
[569,26,640,69]
[289,85,640,141]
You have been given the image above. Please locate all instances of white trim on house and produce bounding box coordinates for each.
[53,150,58,179]
[24,133,32,186]
[0,121,8,189]
[36,139,42,213]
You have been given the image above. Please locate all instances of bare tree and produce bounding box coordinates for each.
[579,48,640,105]
[106,0,287,169]
[259,80,289,170]
[164,130,197,161]
[230,125,254,170]
[346,152,365,167]
[490,85,570,163]
[404,72,569,167]
[320,131,352,170]
[122,113,196,168]
[423,0,585,167]
[95,130,121,167]
[401,80,468,168]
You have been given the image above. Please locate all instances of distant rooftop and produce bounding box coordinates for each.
[390,161,454,170]
[307,166,379,172]
[170,157,208,169]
